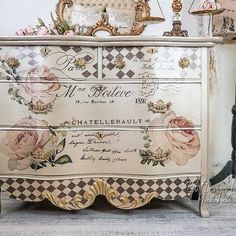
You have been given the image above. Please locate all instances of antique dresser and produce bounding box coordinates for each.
[0,36,221,217]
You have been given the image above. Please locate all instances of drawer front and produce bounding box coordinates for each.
[102,47,202,80]
[0,127,201,176]
[0,46,98,80]
[0,82,201,128]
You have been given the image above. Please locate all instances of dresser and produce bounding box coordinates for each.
[0,36,221,217]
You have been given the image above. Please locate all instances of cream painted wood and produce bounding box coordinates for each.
[0,36,220,217]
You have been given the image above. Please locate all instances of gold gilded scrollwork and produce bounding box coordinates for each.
[42,179,158,210]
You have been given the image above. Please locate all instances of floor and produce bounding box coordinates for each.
[0,192,236,236]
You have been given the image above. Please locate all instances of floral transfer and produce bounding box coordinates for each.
[0,117,72,171]
[0,57,61,114]
[140,103,201,167]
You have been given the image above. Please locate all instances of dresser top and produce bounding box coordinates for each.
[0,36,222,47]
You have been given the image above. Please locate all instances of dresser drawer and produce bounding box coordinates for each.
[102,47,202,80]
[0,46,98,80]
[0,127,201,176]
[0,81,201,128]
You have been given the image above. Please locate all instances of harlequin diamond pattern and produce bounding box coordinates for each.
[102,47,202,79]
[0,46,98,79]
[0,177,200,203]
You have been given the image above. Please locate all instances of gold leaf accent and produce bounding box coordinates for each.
[179,57,191,69]
[31,150,53,162]
[147,148,171,161]
[147,100,172,113]
[29,100,53,114]
[74,58,87,70]
[114,56,126,70]
[43,179,158,210]
[6,57,20,69]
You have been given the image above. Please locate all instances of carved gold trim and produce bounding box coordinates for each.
[56,0,150,36]
[42,179,158,210]
[56,0,73,22]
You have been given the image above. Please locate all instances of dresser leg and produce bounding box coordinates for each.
[199,180,210,218]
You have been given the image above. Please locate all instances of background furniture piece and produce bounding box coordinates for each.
[0,36,221,217]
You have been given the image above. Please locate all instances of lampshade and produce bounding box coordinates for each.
[136,0,165,25]
[189,0,224,15]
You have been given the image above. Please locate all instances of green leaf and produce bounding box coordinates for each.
[143,136,148,140]
[55,155,72,165]
[153,161,159,166]
[49,126,57,136]
[141,159,147,165]
[8,88,13,95]
[139,150,148,157]
[147,159,152,165]
[144,143,150,148]
[50,12,58,28]
[57,138,66,154]
[160,162,165,167]
[38,17,46,27]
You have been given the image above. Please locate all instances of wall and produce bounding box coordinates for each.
[0,0,235,177]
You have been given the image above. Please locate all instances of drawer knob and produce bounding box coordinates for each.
[114,56,126,70]
[74,57,87,70]
[179,57,191,69]
[5,57,20,69]
[147,100,172,114]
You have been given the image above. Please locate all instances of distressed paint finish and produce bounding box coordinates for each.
[0,37,220,216]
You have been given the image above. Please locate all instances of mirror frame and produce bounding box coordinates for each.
[56,0,151,36]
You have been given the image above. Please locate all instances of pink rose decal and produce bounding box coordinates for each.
[0,117,71,171]
[18,65,61,114]
[0,118,55,170]
[140,110,200,167]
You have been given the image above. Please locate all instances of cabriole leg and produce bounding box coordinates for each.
[199,179,210,218]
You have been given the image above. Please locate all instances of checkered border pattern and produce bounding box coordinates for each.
[0,46,98,79]
[102,46,202,79]
[0,177,200,203]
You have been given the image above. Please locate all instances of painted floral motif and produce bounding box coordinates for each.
[15,16,76,36]
[0,117,71,171]
[140,106,200,167]
[197,0,222,11]
[18,65,61,114]
[0,56,61,114]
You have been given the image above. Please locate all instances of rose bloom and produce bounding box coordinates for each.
[0,118,56,170]
[147,111,200,166]
[37,26,49,35]
[25,26,35,35]
[64,30,75,36]
[49,24,59,35]
[19,65,60,110]
[15,29,25,36]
